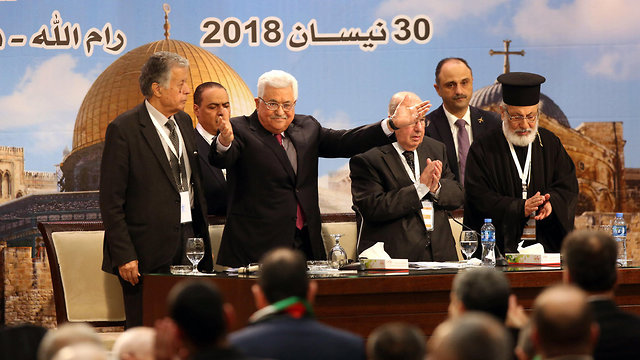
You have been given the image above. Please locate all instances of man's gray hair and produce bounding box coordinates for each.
[388,91,421,116]
[257,70,299,100]
[139,51,189,99]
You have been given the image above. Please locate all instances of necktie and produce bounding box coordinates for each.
[455,119,470,185]
[165,119,186,191]
[402,150,415,174]
[275,134,305,230]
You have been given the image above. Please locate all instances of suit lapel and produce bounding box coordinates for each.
[286,119,308,185]
[248,113,296,184]
[380,144,414,188]
[137,104,179,193]
[469,106,490,139]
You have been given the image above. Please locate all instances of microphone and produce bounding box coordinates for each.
[446,211,508,267]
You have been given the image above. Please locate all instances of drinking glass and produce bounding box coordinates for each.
[186,237,205,274]
[328,234,347,269]
[460,230,478,262]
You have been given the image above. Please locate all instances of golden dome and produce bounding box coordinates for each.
[71,39,255,153]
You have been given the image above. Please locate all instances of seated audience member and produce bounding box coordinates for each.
[37,323,103,360]
[155,280,249,360]
[428,312,512,360]
[230,248,366,360]
[51,343,107,360]
[350,91,463,261]
[111,326,155,360]
[562,229,640,359]
[0,323,47,360]
[367,322,426,360]
[449,267,511,322]
[531,284,598,360]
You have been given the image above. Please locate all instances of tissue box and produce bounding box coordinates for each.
[361,258,409,270]
[505,253,561,266]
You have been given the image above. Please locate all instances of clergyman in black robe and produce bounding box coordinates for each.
[463,72,579,254]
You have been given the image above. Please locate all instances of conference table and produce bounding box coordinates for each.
[142,265,640,337]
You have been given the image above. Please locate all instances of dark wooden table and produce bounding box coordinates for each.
[143,266,640,337]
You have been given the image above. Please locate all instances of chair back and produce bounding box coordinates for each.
[38,222,125,326]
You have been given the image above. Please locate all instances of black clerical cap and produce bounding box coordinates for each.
[497,72,546,106]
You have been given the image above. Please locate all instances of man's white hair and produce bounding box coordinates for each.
[111,327,156,360]
[257,70,299,100]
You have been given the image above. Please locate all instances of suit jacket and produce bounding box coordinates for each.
[229,315,365,360]
[590,298,640,360]
[210,110,389,267]
[100,102,212,274]
[194,129,228,216]
[350,137,464,261]
[425,104,501,182]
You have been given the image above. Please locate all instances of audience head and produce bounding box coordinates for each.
[138,51,190,116]
[37,323,102,360]
[532,284,598,358]
[433,58,473,117]
[562,229,618,293]
[367,322,426,360]
[51,343,107,360]
[193,82,230,135]
[255,70,298,134]
[111,326,155,360]
[388,91,425,151]
[450,267,511,322]
[168,280,230,349]
[428,312,512,360]
[257,248,311,305]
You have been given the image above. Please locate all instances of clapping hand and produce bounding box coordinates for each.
[420,158,442,192]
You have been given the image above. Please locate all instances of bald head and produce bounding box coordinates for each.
[111,327,155,360]
[428,312,511,360]
[532,285,596,357]
[388,91,422,117]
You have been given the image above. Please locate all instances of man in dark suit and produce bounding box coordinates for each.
[229,248,366,360]
[425,57,500,184]
[210,70,430,267]
[100,52,212,328]
[193,82,228,216]
[562,229,640,360]
[350,92,463,261]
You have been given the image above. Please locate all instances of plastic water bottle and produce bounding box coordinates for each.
[481,218,496,267]
[612,213,627,266]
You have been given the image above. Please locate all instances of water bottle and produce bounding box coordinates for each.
[612,213,627,266]
[481,218,496,267]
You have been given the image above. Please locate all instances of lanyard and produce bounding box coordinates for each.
[151,115,184,163]
[508,142,532,200]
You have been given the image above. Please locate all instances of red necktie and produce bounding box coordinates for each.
[275,134,305,230]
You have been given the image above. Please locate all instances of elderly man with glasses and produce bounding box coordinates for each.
[463,72,578,255]
[210,70,431,267]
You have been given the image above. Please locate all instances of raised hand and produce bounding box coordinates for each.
[217,115,234,147]
[390,96,431,129]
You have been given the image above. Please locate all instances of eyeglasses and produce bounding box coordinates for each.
[505,110,538,124]
[259,97,296,112]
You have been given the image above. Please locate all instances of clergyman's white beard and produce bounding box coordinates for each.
[503,121,538,147]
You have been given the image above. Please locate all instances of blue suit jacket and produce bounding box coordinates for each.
[230,315,365,360]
